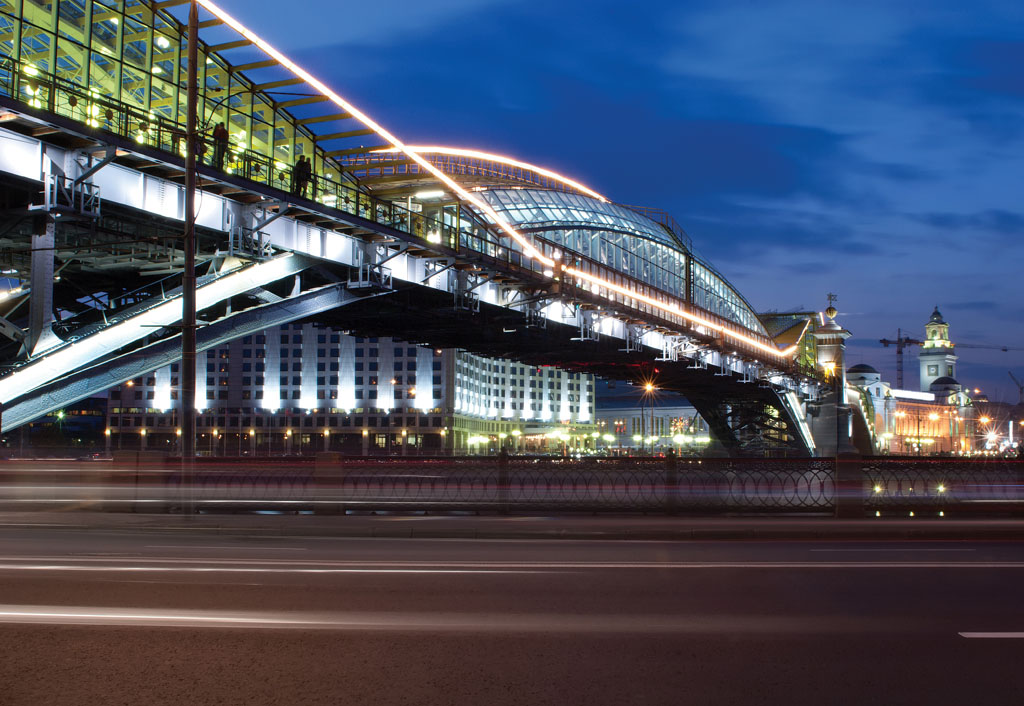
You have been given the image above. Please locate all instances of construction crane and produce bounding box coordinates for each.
[878,329,922,389]
[1011,371,1024,405]
[879,334,1023,390]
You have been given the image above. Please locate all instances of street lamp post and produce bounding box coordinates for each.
[180,0,199,518]
[643,382,656,455]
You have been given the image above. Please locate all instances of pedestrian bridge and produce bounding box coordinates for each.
[0,0,827,455]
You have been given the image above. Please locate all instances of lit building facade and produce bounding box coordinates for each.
[0,0,349,189]
[594,403,711,455]
[104,324,596,455]
[846,307,975,455]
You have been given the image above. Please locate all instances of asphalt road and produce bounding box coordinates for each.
[1,529,1023,705]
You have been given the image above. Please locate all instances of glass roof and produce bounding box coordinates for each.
[478,189,685,251]
[480,188,768,337]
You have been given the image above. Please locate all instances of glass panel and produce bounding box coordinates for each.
[0,1,22,19]
[89,48,117,97]
[273,109,293,167]
[22,0,55,31]
[151,30,174,81]
[120,14,146,68]
[55,35,85,83]
[202,93,226,132]
[203,55,226,94]
[90,2,119,57]
[150,73,173,118]
[120,59,145,107]
[250,95,272,157]
[0,15,19,60]
[20,21,52,73]
[124,0,151,26]
[56,0,86,42]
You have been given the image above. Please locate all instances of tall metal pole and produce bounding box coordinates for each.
[649,396,655,455]
[181,1,199,516]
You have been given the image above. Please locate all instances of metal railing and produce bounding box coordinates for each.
[863,457,1022,511]
[3,455,1018,516]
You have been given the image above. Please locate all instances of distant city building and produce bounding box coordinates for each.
[847,307,975,455]
[593,384,711,455]
[105,324,596,455]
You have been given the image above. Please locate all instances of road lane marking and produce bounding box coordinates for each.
[810,548,977,553]
[959,632,1024,639]
[145,545,308,551]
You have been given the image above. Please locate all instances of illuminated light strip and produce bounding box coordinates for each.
[562,266,797,359]
[372,145,609,202]
[193,1,789,359]
[195,0,553,268]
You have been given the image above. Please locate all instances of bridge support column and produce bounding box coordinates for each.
[27,214,61,357]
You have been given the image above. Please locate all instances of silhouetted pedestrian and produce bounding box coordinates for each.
[212,122,229,170]
[293,155,312,198]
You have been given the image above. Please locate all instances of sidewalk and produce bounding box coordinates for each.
[2,511,1024,541]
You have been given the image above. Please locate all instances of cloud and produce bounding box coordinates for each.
[912,209,1024,233]
[944,301,1001,311]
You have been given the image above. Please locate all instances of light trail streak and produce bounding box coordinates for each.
[562,266,798,358]
[1,559,1022,571]
[196,0,552,267]
[372,145,609,202]
[194,0,793,360]
[0,605,879,633]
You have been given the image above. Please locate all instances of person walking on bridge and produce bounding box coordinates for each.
[212,122,229,171]
[293,155,312,198]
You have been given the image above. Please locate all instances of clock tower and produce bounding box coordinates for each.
[919,306,957,392]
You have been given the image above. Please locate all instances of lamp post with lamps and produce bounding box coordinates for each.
[642,381,657,455]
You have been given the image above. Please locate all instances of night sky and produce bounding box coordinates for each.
[215,0,1024,402]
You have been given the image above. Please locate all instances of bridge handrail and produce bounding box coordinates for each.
[0,56,791,367]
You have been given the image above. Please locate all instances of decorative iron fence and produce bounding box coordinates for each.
[0,456,1019,515]
[153,457,836,513]
[862,457,1022,512]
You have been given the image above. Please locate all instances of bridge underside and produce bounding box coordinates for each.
[301,283,811,456]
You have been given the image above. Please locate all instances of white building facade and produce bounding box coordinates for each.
[105,324,596,455]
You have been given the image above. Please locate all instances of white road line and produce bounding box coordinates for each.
[810,548,977,553]
[959,632,1024,639]
[144,545,308,551]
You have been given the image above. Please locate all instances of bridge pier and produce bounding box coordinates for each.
[27,213,59,357]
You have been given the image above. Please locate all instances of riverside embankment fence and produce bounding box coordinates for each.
[1,455,1020,517]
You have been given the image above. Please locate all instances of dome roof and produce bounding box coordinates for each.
[847,363,879,374]
[477,188,768,336]
[930,376,959,386]
[928,306,946,325]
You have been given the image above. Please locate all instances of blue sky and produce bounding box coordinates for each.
[217,0,1024,402]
